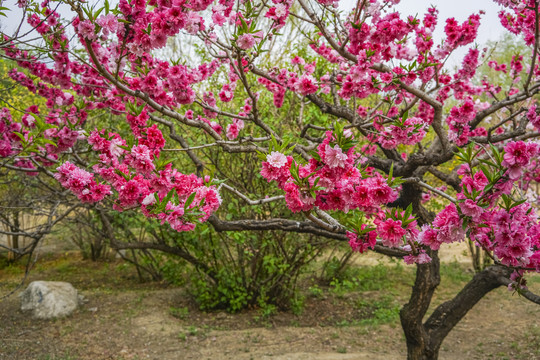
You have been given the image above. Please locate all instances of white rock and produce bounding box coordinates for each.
[19,281,79,319]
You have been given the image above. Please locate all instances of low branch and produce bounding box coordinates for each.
[220,183,285,205]
[208,215,407,258]
[424,265,512,343]
[98,210,218,282]
[498,276,540,305]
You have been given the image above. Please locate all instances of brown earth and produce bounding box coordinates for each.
[0,248,539,360]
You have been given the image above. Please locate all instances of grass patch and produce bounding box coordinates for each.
[327,262,412,297]
[0,252,157,295]
[357,294,401,326]
[440,261,473,284]
[170,306,189,319]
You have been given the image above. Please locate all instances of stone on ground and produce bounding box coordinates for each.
[19,281,79,319]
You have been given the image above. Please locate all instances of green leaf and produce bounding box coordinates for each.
[94,6,104,19]
[12,132,26,143]
[510,199,526,209]
[184,192,197,209]
[115,169,130,181]
[161,188,175,207]
[239,16,249,33]
[404,203,413,220]
[41,139,57,146]
[402,110,409,123]
[82,5,93,20]
[387,162,394,185]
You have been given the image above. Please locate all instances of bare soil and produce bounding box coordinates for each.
[0,250,539,360]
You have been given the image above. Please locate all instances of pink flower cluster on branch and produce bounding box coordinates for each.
[261,130,398,214]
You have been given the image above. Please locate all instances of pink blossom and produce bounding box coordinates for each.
[404,250,432,265]
[96,14,118,35]
[142,193,157,206]
[77,20,96,40]
[128,145,155,174]
[266,151,287,168]
[459,199,483,219]
[347,226,377,253]
[237,34,256,50]
[324,145,348,168]
[219,83,235,102]
[296,75,318,95]
[55,162,110,203]
[502,141,538,179]
[376,218,406,247]
[226,122,239,140]
[418,225,442,250]
[432,203,465,244]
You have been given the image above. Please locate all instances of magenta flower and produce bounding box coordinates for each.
[324,144,348,168]
[404,250,432,265]
[237,34,256,50]
[296,75,318,95]
[77,20,96,40]
[226,122,239,140]
[376,218,406,247]
[418,225,442,251]
[459,199,483,219]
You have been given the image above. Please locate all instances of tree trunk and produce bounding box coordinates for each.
[401,261,512,360]
[7,212,20,262]
[400,250,441,360]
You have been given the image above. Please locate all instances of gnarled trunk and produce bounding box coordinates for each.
[400,261,512,360]
[400,250,441,360]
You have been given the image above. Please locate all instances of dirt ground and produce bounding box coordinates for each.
[1,247,539,360]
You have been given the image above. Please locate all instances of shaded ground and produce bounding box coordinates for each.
[0,252,539,360]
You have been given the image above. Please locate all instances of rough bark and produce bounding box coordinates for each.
[400,251,441,360]
[401,264,516,360]
[424,266,513,347]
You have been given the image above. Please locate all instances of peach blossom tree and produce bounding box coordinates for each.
[1,0,540,358]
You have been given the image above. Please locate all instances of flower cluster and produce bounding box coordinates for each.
[374,116,427,149]
[419,141,540,270]
[55,162,111,203]
[262,130,399,214]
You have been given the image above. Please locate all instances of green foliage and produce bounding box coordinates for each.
[328,262,406,294]
[357,295,401,326]
[0,59,45,111]
[101,205,328,312]
[440,261,473,284]
[185,227,323,312]
[308,284,324,298]
[169,306,189,319]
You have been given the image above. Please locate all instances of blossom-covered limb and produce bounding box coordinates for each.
[207,215,407,258]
